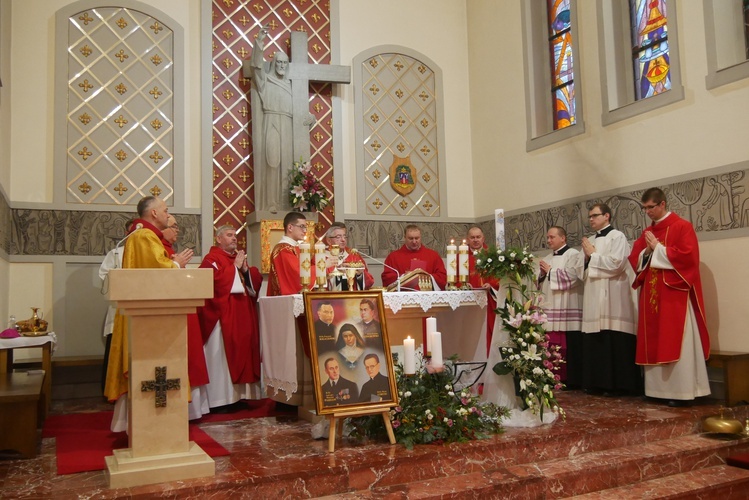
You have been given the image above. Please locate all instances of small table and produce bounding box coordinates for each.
[706,350,749,406]
[0,371,45,457]
[0,334,55,420]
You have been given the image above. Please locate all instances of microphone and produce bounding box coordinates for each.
[112,227,141,269]
[355,249,402,292]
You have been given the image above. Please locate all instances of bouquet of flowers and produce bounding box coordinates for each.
[349,355,508,449]
[474,246,565,420]
[288,159,329,212]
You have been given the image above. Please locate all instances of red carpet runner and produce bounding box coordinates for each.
[43,411,234,475]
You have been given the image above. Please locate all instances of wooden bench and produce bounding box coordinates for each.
[706,351,749,406]
[0,371,45,458]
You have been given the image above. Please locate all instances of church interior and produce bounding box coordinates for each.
[2,0,749,497]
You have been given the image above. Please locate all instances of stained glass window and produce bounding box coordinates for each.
[629,0,670,100]
[547,0,576,129]
[744,0,749,59]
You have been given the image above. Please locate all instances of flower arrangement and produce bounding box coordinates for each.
[349,355,508,449]
[288,159,329,212]
[474,246,565,420]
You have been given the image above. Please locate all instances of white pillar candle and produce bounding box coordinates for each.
[430,331,443,368]
[403,336,415,375]
[458,239,469,281]
[314,239,326,286]
[495,208,505,250]
[299,239,311,280]
[425,316,437,352]
[446,239,457,280]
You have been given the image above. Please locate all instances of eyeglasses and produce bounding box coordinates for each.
[329,234,347,240]
[641,203,662,211]
[588,213,604,219]
[292,223,307,230]
[166,224,179,231]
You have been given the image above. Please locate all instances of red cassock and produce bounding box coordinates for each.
[160,236,209,387]
[198,246,263,384]
[382,245,448,290]
[267,242,316,296]
[468,247,499,355]
[628,213,710,365]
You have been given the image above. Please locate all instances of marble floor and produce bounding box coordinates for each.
[2,392,749,499]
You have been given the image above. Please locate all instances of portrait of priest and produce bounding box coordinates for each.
[382,224,447,291]
[103,196,194,432]
[194,225,263,414]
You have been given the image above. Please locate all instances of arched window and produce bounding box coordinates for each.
[547,0,577,129]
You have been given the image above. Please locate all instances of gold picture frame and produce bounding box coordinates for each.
[304,290,398,416]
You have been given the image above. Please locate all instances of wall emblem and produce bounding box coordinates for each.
[389,155,417,196]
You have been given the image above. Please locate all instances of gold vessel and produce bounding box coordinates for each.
[16,307,49,336]
[702,409,744,435]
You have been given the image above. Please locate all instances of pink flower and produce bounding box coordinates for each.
[554,374,561,381]
[392,420,401,428]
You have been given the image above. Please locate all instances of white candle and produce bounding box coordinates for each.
[403,337,415,375]
[446,239,457,279]
[314,239,326,285]
[430,331,443,368]
[495,208,505,250]
[425,317,437,353]
[458,239,469,280]
[299,239,311,280]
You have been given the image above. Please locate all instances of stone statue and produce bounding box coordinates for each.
[250,27,312,212]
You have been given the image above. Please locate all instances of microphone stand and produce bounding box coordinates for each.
[355,249,401,292]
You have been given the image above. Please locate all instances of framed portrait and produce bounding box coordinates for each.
[304,290,399,415]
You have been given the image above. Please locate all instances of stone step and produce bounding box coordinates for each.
[571,464,749,499]
[319,433,749,499]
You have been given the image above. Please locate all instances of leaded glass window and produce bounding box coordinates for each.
[629,0,670,100]
[547,0,576,129]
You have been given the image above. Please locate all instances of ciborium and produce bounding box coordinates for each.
[16,307,49,336]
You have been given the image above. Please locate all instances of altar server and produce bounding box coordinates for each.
[268,212,311,296]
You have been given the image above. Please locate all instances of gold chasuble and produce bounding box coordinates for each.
[104,223,177,402]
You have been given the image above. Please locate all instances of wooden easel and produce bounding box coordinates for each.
[327,406,396,453]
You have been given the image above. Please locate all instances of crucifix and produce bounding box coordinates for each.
[141,366,181,408]
[243,29,351,213]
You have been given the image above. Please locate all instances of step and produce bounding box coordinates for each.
[571,464,749,499]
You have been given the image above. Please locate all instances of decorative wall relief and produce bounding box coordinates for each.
[10,210,200,257]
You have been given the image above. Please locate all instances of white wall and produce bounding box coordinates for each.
[8,0,203,207]
[8,263,53,360]
[0,0,11,193]
[466,0,749,215]
[336,0,474,218]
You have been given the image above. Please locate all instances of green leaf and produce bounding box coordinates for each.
[493,361,512,376]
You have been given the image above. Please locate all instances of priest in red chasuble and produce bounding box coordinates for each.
[466,226,499,355]
[104,196,194,432]
[382,224,447,290]
[196,225,263,412]
[268,211,315,296]
[629,187,710,406]
[324,222,374,290]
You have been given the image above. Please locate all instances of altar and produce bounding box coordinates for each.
[257,290,491,411]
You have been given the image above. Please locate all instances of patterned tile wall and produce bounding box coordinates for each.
[9,210,200,257]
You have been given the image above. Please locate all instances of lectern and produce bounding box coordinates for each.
[105,268,214,488]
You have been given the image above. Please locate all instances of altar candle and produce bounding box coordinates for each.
[299,238,311,280]
[446,239,457,280]
[495,208,505,250]
[430,331,443,368]
[426,316,437,352]
[403,337,416,375]
[314,239,327,285]
[458,239,469,281]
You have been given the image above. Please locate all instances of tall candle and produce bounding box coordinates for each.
[299,238,311,281]
[430,331,443,368]
[403,336,415,375]
[458,239,469,281]
[495,208,505,250]
[425,317,437,353]
[446,239,457,280]
[314,239,326,286]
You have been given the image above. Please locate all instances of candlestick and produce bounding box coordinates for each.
[430,331,443,369]
[403,337,415,375]
[299,238,311,286]
[495,208,505,251]
[314,239,327,287]
[425,317,437,353]
[458,239,469,284]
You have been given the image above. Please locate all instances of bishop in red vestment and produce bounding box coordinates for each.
[324,222,374,290]
[382,224,447,290]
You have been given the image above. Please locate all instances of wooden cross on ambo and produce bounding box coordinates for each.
[242,31,351,163]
